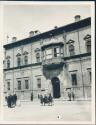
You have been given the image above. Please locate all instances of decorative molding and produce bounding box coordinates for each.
[35,48,40,52]
[4,53,91,72]
[66,39,75,44]
[41,42,64,50]
[84,34,91,40]
[16,53,21,57]
[23,51,28,55]
[4,62,42,71]
[64,52,91,60]
[69,70,78,72]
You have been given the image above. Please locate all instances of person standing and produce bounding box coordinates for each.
[31,93,33,101]
[68,91,71,101]
[40,94,43,105]
[5,95,8,106]
[7,94,12,108]
[48,93,53,106]
[43,94,47,106]
[13,93,17,106]
[71,91,75,101]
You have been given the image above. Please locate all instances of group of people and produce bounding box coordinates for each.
[5,93,17,108]
[5,91,75,108]
[39,93,53,106]
[68,91,75,101]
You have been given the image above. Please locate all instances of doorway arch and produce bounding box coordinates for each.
[51,77,61,98]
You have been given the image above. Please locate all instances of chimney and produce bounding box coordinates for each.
[12,37,17,42]
[74,15,81,22]
[29,31,34,37]
[54,26,58,29]
[34,30,40,35]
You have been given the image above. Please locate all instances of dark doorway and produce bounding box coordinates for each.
[51,77,61,98]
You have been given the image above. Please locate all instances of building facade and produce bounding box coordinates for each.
[3,16,91,100]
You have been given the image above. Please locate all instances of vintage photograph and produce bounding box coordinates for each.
[0,1,95,124]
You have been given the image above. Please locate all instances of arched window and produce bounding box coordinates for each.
[7,59,10,68]
[36,53,40,62]
[17,57,21,66]
[69,44,75,56]
[24,55,28,65]
[86,40,91,53]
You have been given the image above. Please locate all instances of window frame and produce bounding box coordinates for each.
[17,56,21,67]
[69,44,75,56]
[36,52,40,63]
[24,55,28,65]
[86,40,91,53]
[7,81,10,90]
[24,79,29,90]
[71,73,77,86]
[7,59,10,69]
[17,80,22,90]
[37,78,41,89]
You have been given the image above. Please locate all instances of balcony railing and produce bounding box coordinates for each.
[42,57,64,68]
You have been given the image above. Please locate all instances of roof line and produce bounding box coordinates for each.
[3,17,91,50]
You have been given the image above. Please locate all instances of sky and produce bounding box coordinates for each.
[3,3,91,44]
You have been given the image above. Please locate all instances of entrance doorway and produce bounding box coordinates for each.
[51,77,61,98]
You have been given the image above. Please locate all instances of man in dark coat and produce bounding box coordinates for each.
[48,93,53,106]
[39,95,43,105]
[7,94,12,108]
[31,93,33,101]
[13,94,17,106]
[43,94,48,106]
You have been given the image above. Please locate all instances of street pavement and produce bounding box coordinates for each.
[3,100,91,122]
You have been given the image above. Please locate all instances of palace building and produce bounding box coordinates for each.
[3,15,91,100]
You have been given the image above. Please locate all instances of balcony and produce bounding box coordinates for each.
[42,57,64,69]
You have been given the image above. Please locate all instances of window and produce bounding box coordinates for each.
[7,59,10,68]
[37,78,41,89]
[7,81,10,90]
[24,55,28,65]
[25,80,29,89]
[69,44,75,56]
[18,80,21,90]
[71,74,77,85]
[87,68,91,83]
[46,49,52,59]
[17,57,21,66]
[54,47,60,57]
[36,53,40,62]
[86,40,91,53]
[61,48,64,56]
